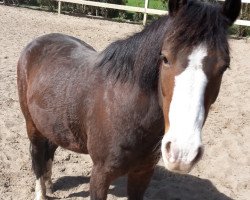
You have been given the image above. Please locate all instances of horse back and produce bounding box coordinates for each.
[19,33,96,75]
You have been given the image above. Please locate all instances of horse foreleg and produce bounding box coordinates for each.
[90,165,115,200]
[127,166,155,200]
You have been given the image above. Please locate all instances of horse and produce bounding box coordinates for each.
[17,0,241,199]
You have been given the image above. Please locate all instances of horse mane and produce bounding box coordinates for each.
[96,0,230,90]
[168,0,230,54]
[96,15,170,91]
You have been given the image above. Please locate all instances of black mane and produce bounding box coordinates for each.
[96,0,229,90]
[168,0,230,53]
[97,15,170,90]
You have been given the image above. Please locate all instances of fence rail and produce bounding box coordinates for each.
[57,0,250,26]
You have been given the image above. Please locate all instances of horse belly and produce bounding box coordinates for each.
[28,101,88,154]
[51,117,88,154]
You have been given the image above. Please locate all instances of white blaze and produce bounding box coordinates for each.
[162,44,208,166]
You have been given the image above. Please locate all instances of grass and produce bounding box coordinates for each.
[229,25,250,37]
[126,0,167,10]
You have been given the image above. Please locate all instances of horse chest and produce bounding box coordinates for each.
[86,88,164,168]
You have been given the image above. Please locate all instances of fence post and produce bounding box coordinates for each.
[143,0,149,25]
[58,0,62,14]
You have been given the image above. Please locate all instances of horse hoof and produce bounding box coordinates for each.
[46,181,54,194]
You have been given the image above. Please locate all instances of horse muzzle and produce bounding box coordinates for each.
[161,137,204,174]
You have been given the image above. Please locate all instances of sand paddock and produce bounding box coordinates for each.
[0,5,249,200]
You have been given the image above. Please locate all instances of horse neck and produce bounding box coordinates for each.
[96,16,170,91]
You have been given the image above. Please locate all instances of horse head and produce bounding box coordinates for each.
[159,0,241,173]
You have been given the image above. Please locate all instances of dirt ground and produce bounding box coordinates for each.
[0,5,249,200]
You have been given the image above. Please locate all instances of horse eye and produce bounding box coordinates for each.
[163,57,169,65]
[160,54,170,66]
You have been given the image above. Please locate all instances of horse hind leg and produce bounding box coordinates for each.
[17,54,58,199]
[44,141,58,194]
[28,126,47,200]
[27,120,57,200]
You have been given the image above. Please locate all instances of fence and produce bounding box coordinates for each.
[57,0,250,26]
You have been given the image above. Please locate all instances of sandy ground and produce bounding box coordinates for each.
[0,5,249,200]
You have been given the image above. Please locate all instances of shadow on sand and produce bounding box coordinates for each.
[50,166,233,200]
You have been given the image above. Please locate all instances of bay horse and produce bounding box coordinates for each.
[17,0,241,199]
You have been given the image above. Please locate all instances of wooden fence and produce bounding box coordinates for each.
[57,0,250,26]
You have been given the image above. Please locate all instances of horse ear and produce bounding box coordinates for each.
[168,0,187,16]
[222,0,241,26]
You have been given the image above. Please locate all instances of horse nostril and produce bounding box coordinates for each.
[192,147,204,164]
[165,141,171,155]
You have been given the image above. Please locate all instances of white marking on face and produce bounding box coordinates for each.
[35,177,46,200]
[161,44,208,170]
